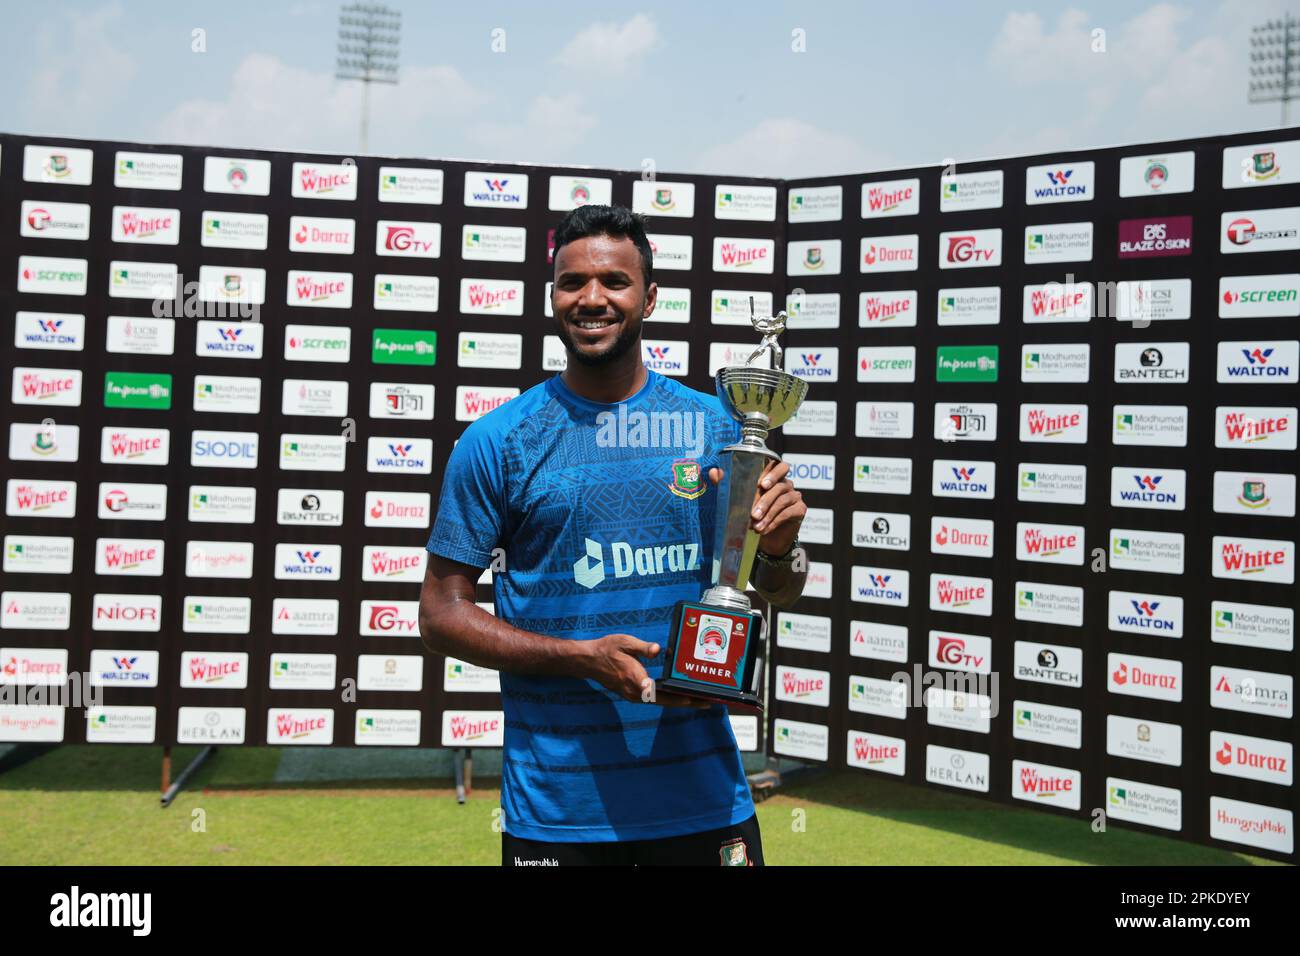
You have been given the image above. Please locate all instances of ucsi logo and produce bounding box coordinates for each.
[572,537,701,590]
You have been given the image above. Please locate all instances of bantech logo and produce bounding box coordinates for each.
[572,537,701,589]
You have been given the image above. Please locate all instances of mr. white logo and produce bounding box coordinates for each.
[572,537,700,589]
[49,886,151,936]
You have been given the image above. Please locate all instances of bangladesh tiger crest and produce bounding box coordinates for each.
[669,458,704,499]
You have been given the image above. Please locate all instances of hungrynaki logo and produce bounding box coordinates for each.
[367,437,433,474]
[100,427,169,466]
[1016,522,1084,565]
[939,229,1002,269]
[6,479,77,519]
[1012,760,1081,810]
[376,220,441,258]
[1212,666,1293,719]
[268,709,334,745]
[1213,536,1294,584]
[861,178,920,218]
[1215,406,1296,450]
[460,278,524,315]
[192,325,261,361]
[1119,150,1195,196]
[932,460,994,499]
[1210,730,1293,786]
[929,573,992,616]
[786,347,838,382]
[1019,404,1087,443]
[289,215,355,254]
[1219,273,1300,318]
[859,290,917,328]
[1221,207,1300,253]
[285,324,350,363]
[860,235,919,273]
[847,731,906,775]
[1108,589,1183,637]
[186,540,253,579]
[292,162,356,200]
[1118,216,1193,258]
[111,206,179,245]
[23,144,94,185]
[11,367,82,407]
[1111,468,1186,511]
[456,386,517,421]
[712,237,773,273]
[202,156,271,195]
[464,171,528,208]
[179,651,248,688]
[1023,282,1092,323]
[1114,342,1191,383]
[850,566,909,606]
[1217,341,1299,383]
[286,270,352,309]
[1025,161,1094,204]
[441,710,505,747]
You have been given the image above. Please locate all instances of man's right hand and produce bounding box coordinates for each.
[580,634,712,709]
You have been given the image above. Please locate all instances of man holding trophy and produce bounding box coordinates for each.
[419,204,808,866]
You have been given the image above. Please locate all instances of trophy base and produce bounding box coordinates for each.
[657,599,764,710]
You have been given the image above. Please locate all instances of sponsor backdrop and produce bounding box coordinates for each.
[1,127,1296,860]
[777,127,1299,863]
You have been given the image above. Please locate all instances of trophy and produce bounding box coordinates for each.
[657,301,808,709]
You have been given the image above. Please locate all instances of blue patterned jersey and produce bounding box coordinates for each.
[426,369,754,842]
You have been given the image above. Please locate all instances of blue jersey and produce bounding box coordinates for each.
[425,368,755,842]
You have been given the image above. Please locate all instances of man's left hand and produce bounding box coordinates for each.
[707,460,806,556]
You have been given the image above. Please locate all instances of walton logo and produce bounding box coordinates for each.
[1117,599,1175,631]
[572,537,701,589]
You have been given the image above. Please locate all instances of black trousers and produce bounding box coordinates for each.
[502,813,765,866]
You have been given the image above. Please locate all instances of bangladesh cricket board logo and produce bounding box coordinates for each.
[1250,150,1279,182]
[652,188,676,211]
[669,458,704,500]
[1238,480,1270,509]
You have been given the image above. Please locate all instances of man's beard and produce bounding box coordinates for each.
[557,305,643,367]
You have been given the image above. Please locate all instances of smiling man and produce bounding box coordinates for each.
[419,203,808,866]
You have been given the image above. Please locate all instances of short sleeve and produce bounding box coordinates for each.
[425,420,505,569]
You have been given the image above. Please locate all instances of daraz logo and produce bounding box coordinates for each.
[572,537,701,590]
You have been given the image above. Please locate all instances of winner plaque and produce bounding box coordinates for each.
[657,303,808,709]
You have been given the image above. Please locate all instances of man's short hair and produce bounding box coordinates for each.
[552,204,653,288]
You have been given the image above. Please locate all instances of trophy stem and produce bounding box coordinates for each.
[710,444,773,597]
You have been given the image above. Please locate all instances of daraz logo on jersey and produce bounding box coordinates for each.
[572,536,701,589]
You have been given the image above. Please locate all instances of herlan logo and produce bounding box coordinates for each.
[669,459,704,500]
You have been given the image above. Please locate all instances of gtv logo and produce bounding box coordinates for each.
[572,537,701,590]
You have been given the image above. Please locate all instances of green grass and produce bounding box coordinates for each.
[0,746,1280,865]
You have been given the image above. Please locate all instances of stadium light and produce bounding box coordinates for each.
[1249,15,1300,127]
[335,2,402,153]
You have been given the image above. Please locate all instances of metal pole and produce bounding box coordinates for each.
[361,78,371,155]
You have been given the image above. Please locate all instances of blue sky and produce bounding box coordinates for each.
[1,0,1290,177]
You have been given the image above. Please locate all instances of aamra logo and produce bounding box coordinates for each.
[669,459,704,500]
